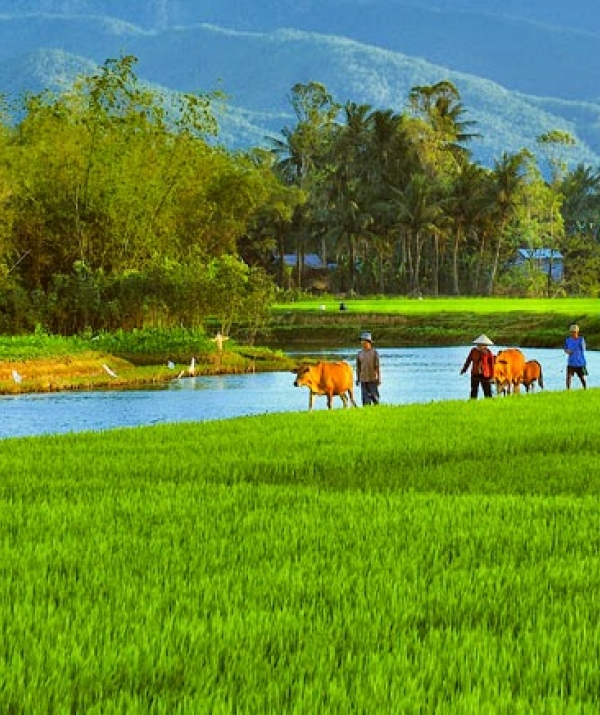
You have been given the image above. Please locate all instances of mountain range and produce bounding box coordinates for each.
[1,1,600,168]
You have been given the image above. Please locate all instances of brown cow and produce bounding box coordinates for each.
[292,361,357,410]
[522,359,544,392]
[494,348,526,395]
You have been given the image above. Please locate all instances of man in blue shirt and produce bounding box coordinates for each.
[564,324,587,390]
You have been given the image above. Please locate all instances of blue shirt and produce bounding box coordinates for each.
[564,335,586,367]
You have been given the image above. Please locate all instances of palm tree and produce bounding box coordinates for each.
[408,80,481,163]
[323,102,379,293]
[362,110,417,292]
[389,172,446,295]
[446,161,489,295]
[485,151,528,295]
[268,82,340,287]
[560,164,600,240]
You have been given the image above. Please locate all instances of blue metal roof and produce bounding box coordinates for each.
[282,253,328,269]
[517,248,563,260]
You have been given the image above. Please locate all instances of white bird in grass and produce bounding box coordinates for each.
[167,360,175,370]
[11,369,22,384]
[102,363,118,378]
[188,357,196,376]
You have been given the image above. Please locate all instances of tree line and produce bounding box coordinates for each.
[1,56,600,337]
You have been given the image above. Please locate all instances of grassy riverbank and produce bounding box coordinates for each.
[0,329,295,394]
[1,390,600,710]
[1,298,599,393]
[0,349,294,395]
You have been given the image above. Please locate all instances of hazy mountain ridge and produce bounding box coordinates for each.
[1,3,599,167]
[389,0,600,36]
[35,0,600,101]
[0,46,280,149]
[3,0,596,37]
[2,5,599,101]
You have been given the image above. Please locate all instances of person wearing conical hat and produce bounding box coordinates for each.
[356,331,380,405]
[460,334,496,399]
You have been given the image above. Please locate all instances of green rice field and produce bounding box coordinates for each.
[273,296,600,316]
[1,389,600,711]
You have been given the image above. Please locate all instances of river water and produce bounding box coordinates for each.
[0,346,595,440]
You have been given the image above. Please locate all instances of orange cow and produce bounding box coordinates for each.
[292,361,357,410]
[494,348,526,395]
[522,359,544,392]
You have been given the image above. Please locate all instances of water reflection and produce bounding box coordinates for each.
[0,346,595,439]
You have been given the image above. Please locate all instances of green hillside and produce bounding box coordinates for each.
[0,20,599,167]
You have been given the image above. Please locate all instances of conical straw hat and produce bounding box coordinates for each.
[472,334,494,346]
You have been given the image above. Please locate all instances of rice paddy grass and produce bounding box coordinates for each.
[269,296,600,349]
[272,296,600,316]
[1,389,599,711]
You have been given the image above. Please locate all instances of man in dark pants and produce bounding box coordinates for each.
[356,331,381,405]
[460,334,496,399]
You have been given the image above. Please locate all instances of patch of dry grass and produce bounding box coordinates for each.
[0,348,296,394]
[0,352,167,394]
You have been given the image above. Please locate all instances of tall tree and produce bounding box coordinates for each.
[536,130,576,186]
[393,173,446,295]
[325,102,379,293]
[560,164,600,240]
[485,151,528,295]
[514,156,565,295]
[446,161,489,295]
[408,80,480,169]
[270,82,340,287]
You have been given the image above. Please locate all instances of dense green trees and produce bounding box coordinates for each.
[273,81,600,297]
[0,56,294,336]
[2,58,600,337]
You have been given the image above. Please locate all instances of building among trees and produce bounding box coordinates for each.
[512,248,564,281]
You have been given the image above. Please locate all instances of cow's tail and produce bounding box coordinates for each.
[538,361,544,389]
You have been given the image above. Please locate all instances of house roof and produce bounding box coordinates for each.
[283,253,328,270]
[517,248,563,260]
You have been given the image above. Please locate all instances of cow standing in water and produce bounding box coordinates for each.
[292,361,357,411]
[522,359,544,392]
[494,348,526,395]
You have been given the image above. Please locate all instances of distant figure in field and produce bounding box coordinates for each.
[211,331,230,353]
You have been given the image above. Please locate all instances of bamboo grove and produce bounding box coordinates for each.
[1,56,600,336]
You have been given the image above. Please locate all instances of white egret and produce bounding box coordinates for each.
[102,364,118,378]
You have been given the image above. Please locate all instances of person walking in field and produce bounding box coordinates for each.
[564,324,587,390]
[356,331,380,405]
[460,334,496,399]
